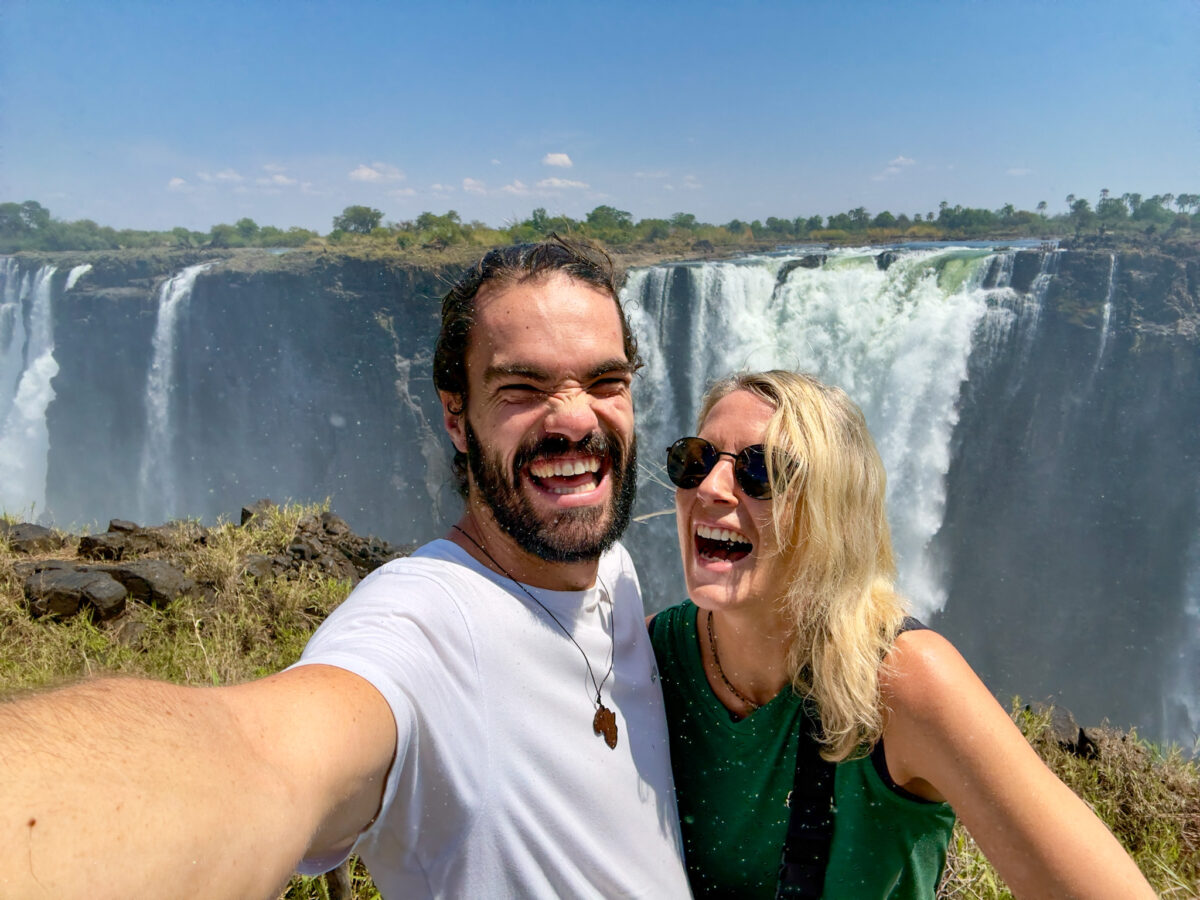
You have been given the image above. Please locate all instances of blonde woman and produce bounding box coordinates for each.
[649,370,1153,899]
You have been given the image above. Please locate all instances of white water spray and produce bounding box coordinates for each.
[629,248,1019,617]
[0,265,59,516]
[1093,253,1117,375]
[137,263,213,523]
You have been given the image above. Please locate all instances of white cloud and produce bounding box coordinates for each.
[501,180,530,195]
[542,153,573,168]
[463,177,487,194]
[635,170,669,179]
[349,162,405,183]
[256,173,298,186]
[873,155,918,181]
[167,177,189,191]
[430,183,453,192]
[389,187,416,197]
[537,177,588,190]
[1006,167,1032,177]
[491,158,502,166]
[681,175,702,190]
[262,163,288,173]
[198,168,244,183]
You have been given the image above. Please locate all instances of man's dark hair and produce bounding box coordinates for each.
[433,234,643,495]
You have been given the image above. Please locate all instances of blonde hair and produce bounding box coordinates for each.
[697,371,908,761]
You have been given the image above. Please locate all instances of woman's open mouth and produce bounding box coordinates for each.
[695,523,753,562]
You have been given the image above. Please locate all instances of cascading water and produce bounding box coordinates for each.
[1175,519,1200,752]
[137,263,214,524]
[1092,253,1117,376]
[0,259,31,431]
[626,248,1005,618]
[0,264,84,517]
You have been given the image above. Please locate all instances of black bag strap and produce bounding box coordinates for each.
[774,617,928,898]
[775,700,835,899]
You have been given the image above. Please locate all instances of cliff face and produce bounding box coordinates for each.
[36,250,464,536]
[3,242,1198,747]
[935,249,1200,743]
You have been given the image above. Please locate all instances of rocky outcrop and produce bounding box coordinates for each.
[238,499,408,584]
[0,522,64,556]
[7,502,409,624]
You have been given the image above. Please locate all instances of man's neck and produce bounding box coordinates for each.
[447,508,601,592]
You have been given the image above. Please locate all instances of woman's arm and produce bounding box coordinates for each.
[879,629,1154,900]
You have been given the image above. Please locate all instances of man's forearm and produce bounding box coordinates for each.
[0,677,311,899]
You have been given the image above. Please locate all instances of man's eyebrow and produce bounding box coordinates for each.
[483,364,550,384]
[585,359,636,381]
[482,359,634,385]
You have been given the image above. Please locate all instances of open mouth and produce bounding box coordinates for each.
[695,523,753,562]
[527,455,604,495]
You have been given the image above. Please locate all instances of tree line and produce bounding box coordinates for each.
[2,191,1197,255]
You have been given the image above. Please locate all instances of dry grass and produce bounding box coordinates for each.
[937,703,1200,898]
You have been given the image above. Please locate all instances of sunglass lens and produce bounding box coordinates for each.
[737,446,772,499]
[666,438,713,489]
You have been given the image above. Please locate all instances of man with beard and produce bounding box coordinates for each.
[0,237,691,899]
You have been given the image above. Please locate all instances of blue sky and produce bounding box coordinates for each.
[3,0,1197,232]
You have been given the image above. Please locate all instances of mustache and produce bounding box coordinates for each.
[514,432,619,474]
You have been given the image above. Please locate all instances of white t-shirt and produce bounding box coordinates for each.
[293,539,690,899]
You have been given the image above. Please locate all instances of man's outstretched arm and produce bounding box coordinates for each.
[0,664,396,900]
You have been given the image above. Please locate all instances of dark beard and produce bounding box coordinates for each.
[464,422,637,563]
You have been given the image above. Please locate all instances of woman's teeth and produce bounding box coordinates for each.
[695,524,753,561]
[696,523,749,545]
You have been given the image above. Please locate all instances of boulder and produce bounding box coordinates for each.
[1,522,64,555]
[875,251,901,271]
[77,522,182,561]
[241,498,277,526]
[776,255,825,287]
[24,568,127,620]
[105,559,196,608]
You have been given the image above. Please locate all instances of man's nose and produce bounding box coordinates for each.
[542,391,599,442]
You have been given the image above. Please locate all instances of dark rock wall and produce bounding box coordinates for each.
[42,251,463,540]
[934,249,1200,744]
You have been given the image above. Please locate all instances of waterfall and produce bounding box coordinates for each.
[0,264,61,517]
[626,247,1006,617]
[0,260,31,430]
[137,263,213,524]
[1174,520,1200,752]
[1093,253,1117,375]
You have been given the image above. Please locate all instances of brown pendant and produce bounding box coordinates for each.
[593,704,618,749]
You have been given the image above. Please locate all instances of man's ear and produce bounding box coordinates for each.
[439,391,468,453]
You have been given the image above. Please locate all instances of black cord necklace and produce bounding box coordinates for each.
[707,608,761,712]
[452,522,619,749]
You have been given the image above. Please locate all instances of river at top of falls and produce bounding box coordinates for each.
[625,246,1020,618]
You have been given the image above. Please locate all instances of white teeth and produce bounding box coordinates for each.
[696,523,750,545]
[529,457,601,479]
[547,484,592,495]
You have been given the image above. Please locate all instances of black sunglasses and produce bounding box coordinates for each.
[665,437,773,499]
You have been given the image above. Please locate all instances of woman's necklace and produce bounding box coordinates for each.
[452,522,619,750]
[707,609,761,712]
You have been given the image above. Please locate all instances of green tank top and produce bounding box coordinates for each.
[649,601,955,899]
